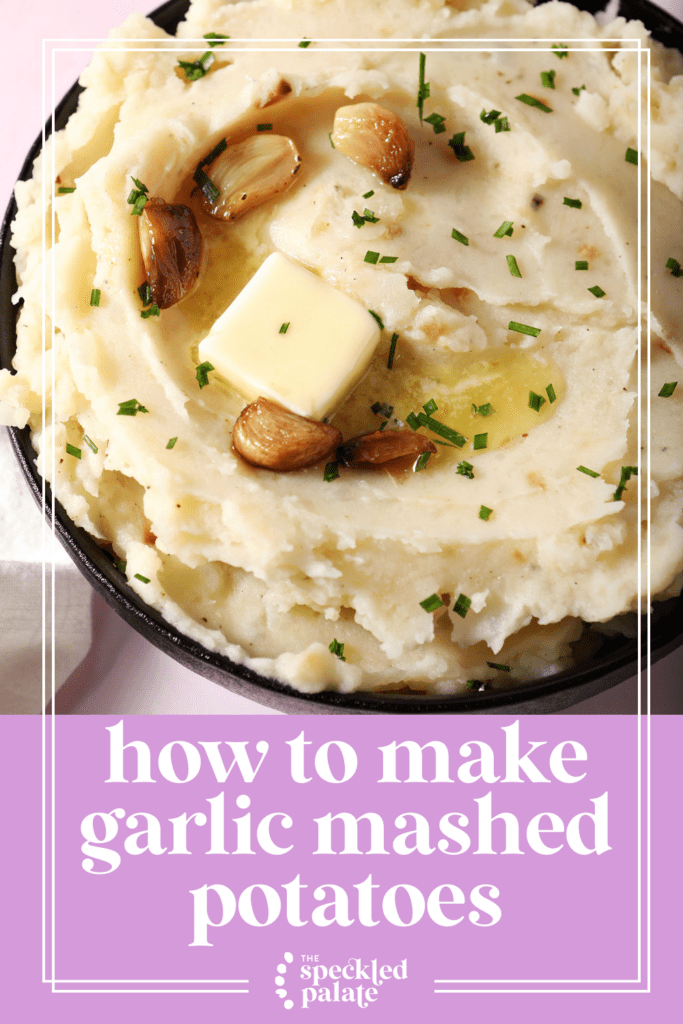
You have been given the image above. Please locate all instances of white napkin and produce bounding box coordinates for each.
[0,427,93,712]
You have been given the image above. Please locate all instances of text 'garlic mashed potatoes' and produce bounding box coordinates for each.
[2,0,683,696]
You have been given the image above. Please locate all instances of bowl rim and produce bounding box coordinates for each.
[1,0,682,714]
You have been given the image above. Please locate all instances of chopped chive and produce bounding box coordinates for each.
[451,227,469,246]
[406,412,421,431]
[379,255,398,264]
[378,420,389,432]
[256,123,273,131]
[89,288,101,306]
[473,433,488,450]
[414,451,431,471]
[371,402,394,418]
[552,43,568,58]
[329,638,346,660]
[487,661,511,671]
[115,560,127,574]
[298,38,311,47]
[625,147,638,165]
[472,403,494,417]
[141,304,160,319]
[83,434,98,454]
[138,282,152,306]
[466,680,480,691]
[193,165,220,203]
[329,133,335,148]
[363,190,375,199]
[117,399,148,416]
[572,84,586,96]
[588,285,606,298]
[417,52,430,122]
[479,505,493,521]
[658,381,678,397]
[418,411,467,448]
[424,112,447,134]
[508,321,541,337]
[166,437,178,449]
[516,94,553,113]
[506,254,522,278]
[545,383,557,403]
[447,131,475,162]
[540,69,556,89]
[480,108,501,125]
[66,443,81,459]
[494,221,514,238]
[204,32,229,46]
[420,593,444,613]
[368,310,384,329]
[134,574,151,584]
[666,257,683,277]
[457,460,474,479]
[196,361,215,388]
[178,51,215,81]
[363,208,380,223]
[613,465,638,501]
[575,260,589,270]
[130,192,148,216]
[387,332,399,369]
[529,391,545,412]
[494,116,510,133]
[364,250,380,264]
[324,462,339,482]
[577,465,600,478]
[57,186,76,194]
[352,210,365,228]
[279,322,290,333]
[200,138,228,168]
[453,593,471,618]
[423,398,438,415]
[563,197,582,209]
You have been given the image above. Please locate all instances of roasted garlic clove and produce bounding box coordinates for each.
[336,429,436,466]
[198,135,301,221]
[139,198,203,309]
[233,397,342,472]
[331,103,415,190]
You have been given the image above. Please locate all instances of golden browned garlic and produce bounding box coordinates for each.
[336,429,436,466]
[232,397,342,472]
[331,103,415,190]
[197,135,301,221]
[139,198,203,309]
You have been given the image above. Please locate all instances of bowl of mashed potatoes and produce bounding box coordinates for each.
[1,0,682,713]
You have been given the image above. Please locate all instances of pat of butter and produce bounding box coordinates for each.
[197,252,381,420]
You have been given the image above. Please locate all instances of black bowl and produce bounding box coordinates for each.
[2,0,681,714]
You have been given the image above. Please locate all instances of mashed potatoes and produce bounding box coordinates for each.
[2,0,682,695]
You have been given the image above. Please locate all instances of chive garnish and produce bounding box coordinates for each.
[329,133,335,148]
[480,108,501,124]
[575,260,589,270]
[420,593,444,613]
[364,251,380,264]
[83,435,98,454]
[178,50,216,81]
[372,402,394,418]
[418,410,467,448]
[141,304,160,319]
[473,433,488,450]
[494,116,510,133]
[380,255,398,263]
[115,560,127,574]
[625,147,638,165]
[204,32,229,46]
[457,460,474,478]
[134,574,151,584]
[414,451,431,471]
[588,285,606,298]
[117,399,148,416]
[90,288,101,306]
[577,465,600,478]
[472,403,494,417]
[201,138,228,167]
[552,43,568,58]
[487,662,511,671]
[352,210,366,228]
[451,227,469,246]
[138,282,152,306]
[166,437,178,449]
[66,443,81,459]
[479,505,493,521]
[658,382,678,397]
[196,361,215,388]
[546,383,557,403]
[516,94,553,113]
[563,197,582,209]
[363,190,375,199]
[453,594,471,618]
[448,131,475,162]
[424,112,447,134]
[194,166,220,204]
[508,321,541,337]
[666,257,683,277]
[506,254,522,277]
[324,462,339,481]
[540,70,556,89]
[329,638,345,660]
[572,84,586,96]
[387,332,399,369]
[127,177,149,216]
[613,465,638,501]
[417,52,430,122]
[529,391,545,412]
[406,412,420,431]
[298,38,311,47]
[57,186,76,194]
[363,208,379,223]
[368,310,384,329]
[423,399,438,415]
[494,221,514,238]
[256,123,273,131]
[279,322,290,334]
[466,680,480,691]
